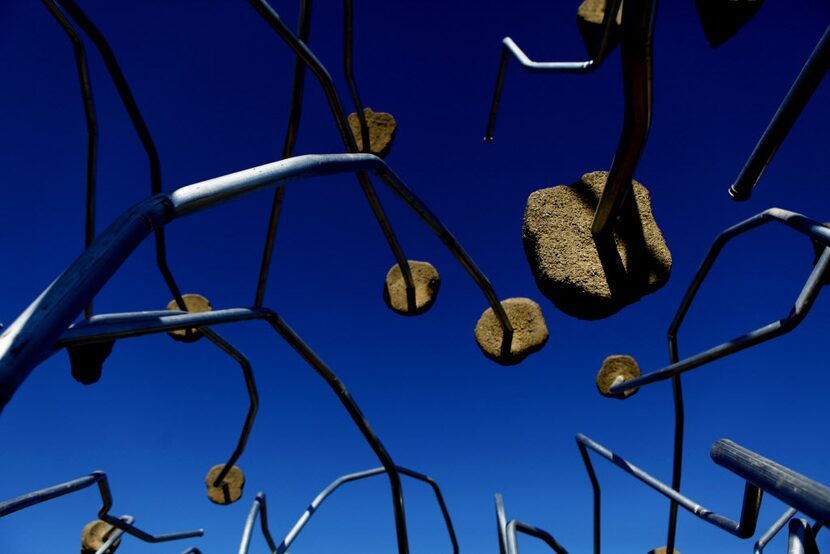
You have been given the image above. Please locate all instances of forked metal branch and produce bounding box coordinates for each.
[0,472,203,543]
[238,493,278,554]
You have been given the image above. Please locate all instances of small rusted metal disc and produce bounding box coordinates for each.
[383,260,441,316]
[166,294,212,343]
[205,464,245,505]
[596,355,640,399]
[474,298,548,365]
[647,547,681,554]
[81,519,120,554]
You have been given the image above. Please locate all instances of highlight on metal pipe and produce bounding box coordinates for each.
[45,0,187,313]
[576,434,764,539]
[247,0,417,311]
[711,439,830,528]
[729,24,830,201]
[0,472,204,543]
[275,466,458,554]
[484,0,623,142]
[755,508,798,554]
[610,208,830,396]
[788,519,820,554]
[0,152,522,414]
[238,493,277,554]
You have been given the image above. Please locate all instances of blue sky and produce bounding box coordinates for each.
[0,1,829,553]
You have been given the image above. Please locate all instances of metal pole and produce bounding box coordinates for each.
[729,24,830,201]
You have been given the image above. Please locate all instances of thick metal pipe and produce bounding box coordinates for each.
[730,24,830,201]
[590,0,656,236]
[711,440,830,527]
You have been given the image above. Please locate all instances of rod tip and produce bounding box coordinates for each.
[728,184,751,201]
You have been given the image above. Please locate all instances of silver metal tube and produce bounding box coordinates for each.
[0,153,512,413]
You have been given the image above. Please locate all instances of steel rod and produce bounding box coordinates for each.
[576,434,762,538]
[711,440,830,528]
[484,0,623,142]
[276,466,457,554]
[0,471,203,542]
[0,154,513,413]
[50,0,188,313]
[505,520,569,554]
[93,514,134,554]
[610,208,830,396]
[199,329,259,488]
[262,310,409,554]
[247,0,416,307]
[41,0,98,318]
[254,0,313,308]
[729,24,830,201]
[755,508,799,554]
[238,493,277,554]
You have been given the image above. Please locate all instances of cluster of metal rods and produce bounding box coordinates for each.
[0,0,519,551]
[486,0,830,551]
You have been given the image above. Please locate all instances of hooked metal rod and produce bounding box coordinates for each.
[0,472,203,543]
[484,0,623,142]
[610,208,830,395]
[238,493,277,554]
[46,0,188,314]
[41,0,98,318]
[248,0,417,311]
[577,434,763,539]
[495,496,568,554]
[275,466,458,554]
[0,153,512,413]
[729,24,830,201]
[711,439,830,528]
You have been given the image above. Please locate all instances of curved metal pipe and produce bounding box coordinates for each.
[729,24,830,201]
[0,472,203,543]
[238,493,277,554]
[755,508,798,554]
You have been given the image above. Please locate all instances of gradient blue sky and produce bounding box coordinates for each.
[1,1,829,553]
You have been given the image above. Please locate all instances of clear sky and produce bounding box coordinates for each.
[1,1,829,553]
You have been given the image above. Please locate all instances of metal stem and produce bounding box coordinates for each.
[729,24,830,201]
[755,508,799,554]
[0,471,203,542]
[238,493,277,554]
[93,514,134,554]
[505,520,569,554]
